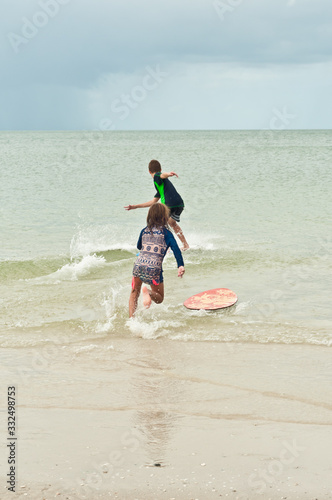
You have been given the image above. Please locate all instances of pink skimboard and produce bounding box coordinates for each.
[183,288,238,311]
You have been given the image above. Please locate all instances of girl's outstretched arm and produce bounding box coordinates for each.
[164,229,184,269]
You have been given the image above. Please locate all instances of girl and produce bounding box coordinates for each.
[129,203,185,317]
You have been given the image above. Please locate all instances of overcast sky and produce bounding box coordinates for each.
[1,0,332,130]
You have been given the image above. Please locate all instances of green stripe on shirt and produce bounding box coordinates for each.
[154,180,165,204]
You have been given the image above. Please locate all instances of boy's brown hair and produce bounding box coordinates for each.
[148,159,161,173]
[147,203,169,231]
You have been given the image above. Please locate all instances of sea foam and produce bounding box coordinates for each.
[39,254,106,282]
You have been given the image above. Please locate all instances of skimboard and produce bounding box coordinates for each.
[183,288,237,311]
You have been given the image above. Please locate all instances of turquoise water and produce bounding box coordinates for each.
[1,130,331,347]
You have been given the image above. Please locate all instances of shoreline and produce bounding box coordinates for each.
[1,339,331,499]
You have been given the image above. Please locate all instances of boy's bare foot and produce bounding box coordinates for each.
[142,286,152,309]
[181,244,189,251]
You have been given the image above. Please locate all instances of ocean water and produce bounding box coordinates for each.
[1,130,331,349]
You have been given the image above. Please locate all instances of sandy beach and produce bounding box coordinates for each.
[1,339,331,499]
[2,0,332,494]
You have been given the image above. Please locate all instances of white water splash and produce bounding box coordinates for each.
[95,288,122,333]
[70,224,136,258]
[45,254,106,281]
[126,316,183,339]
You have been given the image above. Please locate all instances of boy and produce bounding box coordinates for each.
[124,160,189,250]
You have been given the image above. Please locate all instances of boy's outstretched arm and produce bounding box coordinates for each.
[124,198,159,210]
[160,171,178,179]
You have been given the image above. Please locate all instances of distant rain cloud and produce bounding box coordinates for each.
[1,0,332,130]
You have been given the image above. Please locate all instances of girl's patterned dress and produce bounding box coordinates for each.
[132,226,184,285]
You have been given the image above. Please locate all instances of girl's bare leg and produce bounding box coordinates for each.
[142,286,152,309]
[142,282,164,309]
[129,277,142,317]
[168,217,189,250]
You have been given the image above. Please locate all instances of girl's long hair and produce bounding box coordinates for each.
[147,203,170,231]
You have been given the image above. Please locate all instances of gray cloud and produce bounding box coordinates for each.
[1,0,332,129]
[2,0,332,85]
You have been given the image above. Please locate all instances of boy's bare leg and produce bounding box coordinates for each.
[129,277,142,317]
[168,217,189,250]
[142,282,164,309]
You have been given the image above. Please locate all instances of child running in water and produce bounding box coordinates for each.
[124,159,189,250]
[129,203,185,317]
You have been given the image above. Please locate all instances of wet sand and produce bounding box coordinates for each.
[1,339,332,499]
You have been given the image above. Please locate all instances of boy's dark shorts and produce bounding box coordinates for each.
[169,206,184,223]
